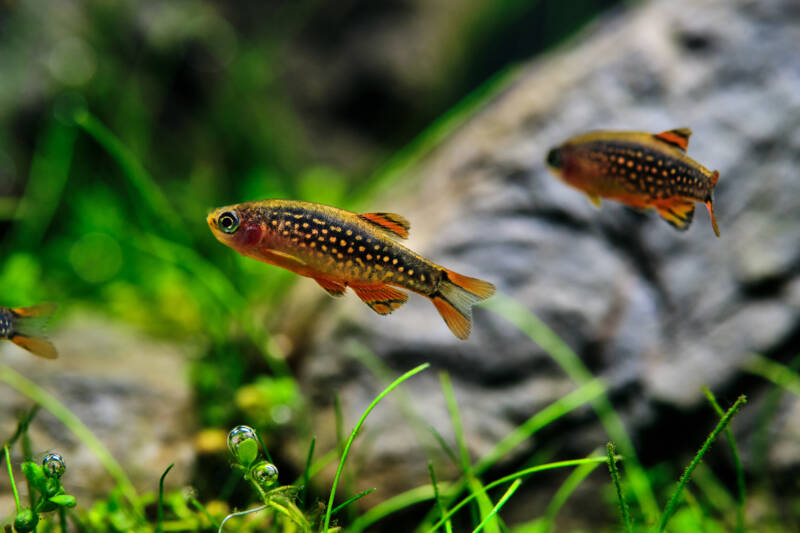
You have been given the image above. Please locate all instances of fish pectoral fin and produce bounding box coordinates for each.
[11,334,57,359]
[654,128,692,151]
[358,212,410,239]
[266,249,307,266]
[656,200,695,232]
[586,193,603,208]
[314,278,347,297]
[351,284,408,315]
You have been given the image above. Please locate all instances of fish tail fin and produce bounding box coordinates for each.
[10,303,58,359]
[706,170,721,238]
[431,269,495,340]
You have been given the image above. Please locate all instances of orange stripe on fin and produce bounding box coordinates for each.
[654,128,692,151]
[358,212,410,239]
[656,200,695,232]
[351,284,408,315]
[11,335,57,359]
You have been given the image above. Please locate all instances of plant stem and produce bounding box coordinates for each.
[471,479,522,533]
[322,362,430,531]
[4,445,21,513]
[658,395,747,532]
[703,387,746,533]
[607,443,633,533]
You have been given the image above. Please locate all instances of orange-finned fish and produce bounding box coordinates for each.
[207,200,495,339]
[546,128,721,237]
[0,303,58,358]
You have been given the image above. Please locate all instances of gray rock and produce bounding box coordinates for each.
[285,0,800,504]
[0,314,195,502]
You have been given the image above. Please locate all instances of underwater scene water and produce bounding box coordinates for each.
[1,0,799,531]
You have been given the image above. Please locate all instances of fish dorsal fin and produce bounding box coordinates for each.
[654,128,693,151]
[656,200,695,232]
[358,212,410,239]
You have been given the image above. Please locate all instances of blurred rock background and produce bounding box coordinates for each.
[1,0,799,529]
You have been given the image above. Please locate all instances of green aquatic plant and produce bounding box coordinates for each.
[4,445,76,533]
[219,424,310,532]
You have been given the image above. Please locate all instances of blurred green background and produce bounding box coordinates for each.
[0,0,619,426]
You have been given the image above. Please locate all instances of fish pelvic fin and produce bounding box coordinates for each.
[10,335,57,359]
[654,128,692,151]
[431,269,496,340]
[587,193,603,208]
[314,277,347,297]
[351,284,408,315]
[656,200,695,232]
[358,212,410,239]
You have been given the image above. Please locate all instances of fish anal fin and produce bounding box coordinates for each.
[654,128,693,151]
[351,284,408,315]
[587,193,603,208]
[11,335,57,359]
[358,212,410,239]
[656,200,695,232]
[314,278,347,297]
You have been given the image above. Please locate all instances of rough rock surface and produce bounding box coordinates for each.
[288,0,800,509]
[0,315,194,504]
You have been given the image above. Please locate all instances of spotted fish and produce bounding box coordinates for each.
[0,303,58,358]
[207,200,495,339]
[546,128,721,237]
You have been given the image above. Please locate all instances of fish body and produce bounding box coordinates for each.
[0,303,58,358]
[207,200,495,339]
[546,128,721,236]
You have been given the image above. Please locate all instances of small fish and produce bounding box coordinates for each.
[0,303,58,359]
[207,200,495,339]
[546,128,721,237]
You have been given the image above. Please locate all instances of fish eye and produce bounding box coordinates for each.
[546,148,562,168]
[218,211,240,234]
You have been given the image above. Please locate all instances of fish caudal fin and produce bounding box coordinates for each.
[431,269,496,340]
[656,200,695,232]
[352,284,408,315]
[11,335,57,359]
[10,303,58,359]
[706,170,721,238]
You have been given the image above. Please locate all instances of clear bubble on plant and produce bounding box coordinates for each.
[42,453,66,479]
[227,425,259,465]
[250,460,279,488]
